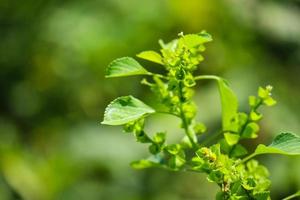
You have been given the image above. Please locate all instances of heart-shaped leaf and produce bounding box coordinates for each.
[102,96,155,125]
[105,57,149,78]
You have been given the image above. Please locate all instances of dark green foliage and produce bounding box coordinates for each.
[102,32,300,200]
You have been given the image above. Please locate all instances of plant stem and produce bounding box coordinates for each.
[200,130,223,146]
[228,99,263,157]
[156,111,181,118]
[238,153,257,165]
[178,81,197,148]
[283,191,300,200]
[147,72,168,80]
[194,75,220,81]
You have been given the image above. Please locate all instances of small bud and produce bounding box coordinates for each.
[266,85,273,92]
[178,32,184,37]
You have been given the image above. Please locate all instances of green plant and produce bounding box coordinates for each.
[102,31,300,199]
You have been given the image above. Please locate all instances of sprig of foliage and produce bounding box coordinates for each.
[102,31,300,200]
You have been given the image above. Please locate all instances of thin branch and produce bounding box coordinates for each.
[194,75,221,81]
[283,191,300,200]
[146,72,168,80]
[156,111,181,118]
[236,153,257,166]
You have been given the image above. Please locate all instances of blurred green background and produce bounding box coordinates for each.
[1,0,300,199]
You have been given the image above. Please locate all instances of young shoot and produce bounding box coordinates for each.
[102,31,300,200]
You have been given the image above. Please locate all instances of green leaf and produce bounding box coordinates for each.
[250,111,263,121]
[102,96,155,125]
[241,133,300,164]
[258,87,269,99]
[257,85,276,107]
[159,39,178,51]
[254,133,300,156]
[184,72,196,87]
[252,191,270,200]
[249,96,258,107]
[230,144,248,158]
[135,130,152,143]
[198,30,213,42]
[131,155,164,169]
[217,79,239,131]
[190,156,204,170]
[165,144,181,155]
[136,51,163,65]
[131,159,160,169]
[179,33,212,49]
[263,96,276,106]
[168,155,186,169]
[153,132,166,144]
[148,144,160,154]
[241,122,259,139]
[242,178,256,190]
[224,133,240,146]
[105,57,149,78]
[193,123,207,135]
[210,144,221,156]
[219,138,231,153]
[207,170,223,182]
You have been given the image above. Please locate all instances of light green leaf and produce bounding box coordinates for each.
[241,122,259,139]
[159,39,178,51]
[230,144,248,158]
[198,30,213,42]
[179,33,212,49]
[153,132,166,144]
[263,96,277,106]
[131,156,163,169]
[217,79,239,131]
[168,155,186,169]
[102,96,155,125]
[258,87,269,99]
[249,95,258,107]
[165,144,181,155]
[131,159,159,169]
[250,111,263,121]
[254,132,300,155]
[224,133,240,146]
[105,57,149,78]
[137,51,163,65]
[257,85,277,107]
[194,123,207,135]
[253,191,270,200]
